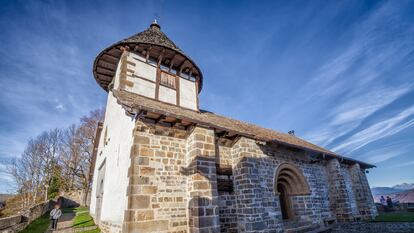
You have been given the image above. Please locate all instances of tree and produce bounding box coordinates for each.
[60,109,104,205]
[6,108,104,212]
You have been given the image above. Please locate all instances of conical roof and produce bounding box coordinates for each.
[93,21,203,92]
[120,22,183,53]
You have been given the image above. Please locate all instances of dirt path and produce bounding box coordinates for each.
[46,212,75,233]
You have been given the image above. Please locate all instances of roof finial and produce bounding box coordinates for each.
[150,19,161,30]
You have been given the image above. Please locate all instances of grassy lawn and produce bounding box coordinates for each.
[20,212,50,233]
[77,229,101,233]
[374,211,414,222]
[72,206,100,232]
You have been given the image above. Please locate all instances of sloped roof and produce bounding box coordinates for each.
[112,89,375,169]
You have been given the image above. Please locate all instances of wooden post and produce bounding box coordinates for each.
[176,75,180,106]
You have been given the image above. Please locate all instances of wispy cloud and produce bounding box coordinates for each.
[302,1,414,161]
[391,160,414,168]
[305,86,411,146]
[333,106,414,153]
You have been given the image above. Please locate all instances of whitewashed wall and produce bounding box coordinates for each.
[124,54,157,98]
[90,91,134,226]
[159,86,177,105]
[180,78,197,110]
[115,51,198,111]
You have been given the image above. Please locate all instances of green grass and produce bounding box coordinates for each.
[62,207,76,213]
[374,211,414,222]
[74,206,89,213]
[20,212,50,233]
[77,229,101,233]
[72,207,97,228]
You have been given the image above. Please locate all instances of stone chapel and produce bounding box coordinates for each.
[89,21,378,233]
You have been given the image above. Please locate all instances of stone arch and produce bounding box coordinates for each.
[274,163,310,196]
[274,163,310,220]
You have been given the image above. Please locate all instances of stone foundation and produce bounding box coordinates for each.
[331,222,414,233]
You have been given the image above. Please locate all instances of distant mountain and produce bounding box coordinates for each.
[371,183,414,203]
[392,183,414,190]
[371,187,401,196]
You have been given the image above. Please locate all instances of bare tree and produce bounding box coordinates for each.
[74,109,104,205]
[60,109,104,205]
[6,108,104,212]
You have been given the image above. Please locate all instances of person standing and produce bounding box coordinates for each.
[50,204,62,231]
[386,196,393,210]
[380,196,386,206]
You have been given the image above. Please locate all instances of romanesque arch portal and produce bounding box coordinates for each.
[274,163,310,220]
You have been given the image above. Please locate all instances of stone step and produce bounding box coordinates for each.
[283,220,312,229]
[308,226,333,233]
[285,223,320,233]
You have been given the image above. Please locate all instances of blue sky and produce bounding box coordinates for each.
[0,0,413,193]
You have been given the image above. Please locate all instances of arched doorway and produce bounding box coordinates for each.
[274,163,310,220]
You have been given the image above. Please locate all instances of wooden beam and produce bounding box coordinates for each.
[169,54,178,71]
[96,74,113,82]
[178,59,187,74]
[145,46,152,62]
[157,48,166,67]
[176,74,180,106]
[101,53,119,64]
[135,110,147,120]
[96,67,115,76]
[195,80,200,110]
[155,68,161,100]
[154,114,166,124]
[171,119,182,127]
[98,60,117,70]
[189,68,193,78]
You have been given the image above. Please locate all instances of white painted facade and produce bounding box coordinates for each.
[158,85,177,105]
[90,91,135,227]
[179,78,197,110]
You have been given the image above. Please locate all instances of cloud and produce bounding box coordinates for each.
[305,86,411,147]
[302,1,414,155]
[332,106,414,153]
[391,160,414,168]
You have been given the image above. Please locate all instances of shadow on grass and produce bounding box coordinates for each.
[20,212,51,233]
[72,208,96,228]
[62,207,76,214]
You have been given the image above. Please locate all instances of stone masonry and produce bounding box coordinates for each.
[117,120,377,233]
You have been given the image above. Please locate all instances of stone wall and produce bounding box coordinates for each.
[0,215,23,233]
[327,159,355,222]
[349,163,377,219]
[0,200,53,233]
[92,111,377,233]
[231,137,282,233]
[331,222,414,233]
[186,126,220,233]
[218,193,237,233]
[123,120,189,233]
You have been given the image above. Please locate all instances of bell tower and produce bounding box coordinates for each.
[93,20,203,111]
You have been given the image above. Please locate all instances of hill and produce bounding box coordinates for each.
[372,188,414,203]
[392,183,414,190]
[371,187,402,196]
[0,194,13,203]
